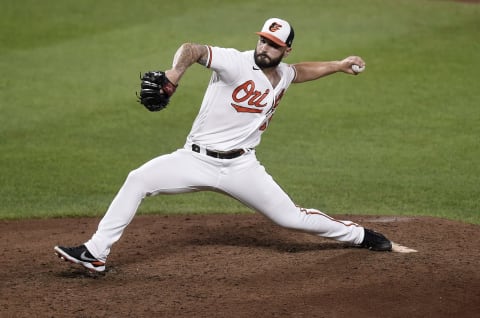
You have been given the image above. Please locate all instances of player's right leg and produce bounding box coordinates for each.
[219,154,391,251]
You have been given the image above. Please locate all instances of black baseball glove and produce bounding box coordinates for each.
[137,71,177,112]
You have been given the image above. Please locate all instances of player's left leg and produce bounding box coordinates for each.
[64,149,219,264]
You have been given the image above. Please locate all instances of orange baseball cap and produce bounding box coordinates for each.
[256,18,295,47]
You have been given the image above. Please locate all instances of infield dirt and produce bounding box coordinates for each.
[1,213,479,317]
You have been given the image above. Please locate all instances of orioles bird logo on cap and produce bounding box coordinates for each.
[269,22,282,32]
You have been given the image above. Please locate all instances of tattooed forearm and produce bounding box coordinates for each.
[172,43,208,71]
[166,43,208,85]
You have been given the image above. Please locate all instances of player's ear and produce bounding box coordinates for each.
[283,47,292,58]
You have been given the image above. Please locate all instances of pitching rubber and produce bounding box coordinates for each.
[391,242,418,253]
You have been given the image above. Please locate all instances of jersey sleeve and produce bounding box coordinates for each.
[287,64,298,84]
[204,46,242,85]
[283,64,296,87]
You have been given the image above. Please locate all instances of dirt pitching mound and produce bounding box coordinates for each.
[1,214,479,317]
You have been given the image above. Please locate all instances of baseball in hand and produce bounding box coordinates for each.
[351,64,365,73]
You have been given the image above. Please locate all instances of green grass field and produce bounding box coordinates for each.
[1,0,479,223]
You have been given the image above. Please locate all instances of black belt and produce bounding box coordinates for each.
[192,144,245,159]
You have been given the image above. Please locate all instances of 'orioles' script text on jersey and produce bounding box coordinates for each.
[186,46,296,151]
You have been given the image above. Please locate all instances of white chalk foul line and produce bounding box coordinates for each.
[391,242,418,253]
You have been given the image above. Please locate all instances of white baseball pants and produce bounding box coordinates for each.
[85,147,364,261]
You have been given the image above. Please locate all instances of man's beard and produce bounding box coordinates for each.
[254,50,282,69]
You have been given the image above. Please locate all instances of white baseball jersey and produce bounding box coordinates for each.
[186,46,296,151]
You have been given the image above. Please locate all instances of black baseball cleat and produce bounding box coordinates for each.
[54,245,106,272]
[360,229,392,251]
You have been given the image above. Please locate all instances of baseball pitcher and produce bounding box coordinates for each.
[55,18,392,273]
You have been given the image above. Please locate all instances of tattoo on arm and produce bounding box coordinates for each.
[197,51,208,66]
[172,43,209,71]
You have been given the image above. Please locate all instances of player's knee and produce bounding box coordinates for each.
[269,214,304,231]
[126,169,140,182]
[124,168,149,190]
